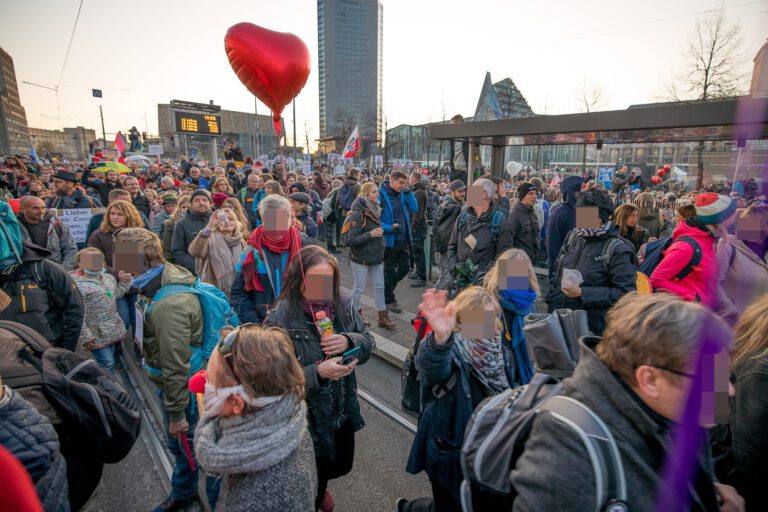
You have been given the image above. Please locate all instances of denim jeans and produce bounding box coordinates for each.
[90,345,115,375]
[350,261,386,311]
[116,293,138,332]
[157,390,221,509]
[435,252,453,291]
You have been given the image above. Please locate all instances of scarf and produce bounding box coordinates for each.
[360,197,381,219]
[240,225,302,292]
[195,396,307,475]
[572,220,616,239]
[207,230,244,294]
[498,288,538,384]
[453,332,509,394]
[130,264,164,289]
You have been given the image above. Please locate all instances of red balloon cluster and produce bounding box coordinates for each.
[651,176,662,185]
[224,23,311,134]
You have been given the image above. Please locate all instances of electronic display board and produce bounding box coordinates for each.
[173,111,221,136]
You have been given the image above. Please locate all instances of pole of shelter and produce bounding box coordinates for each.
[99,105,106,146]
[467,142,475,187]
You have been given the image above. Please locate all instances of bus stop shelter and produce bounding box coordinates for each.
[429,96,768,188]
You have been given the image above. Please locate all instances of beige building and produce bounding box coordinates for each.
[0,47,30,155]
[750,39,768,98]
[28,126,97,161]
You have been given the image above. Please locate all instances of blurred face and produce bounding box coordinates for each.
[215,181,228,192]
[216,210,236,234]
[28,181,43,193]
[190,168,200,178]
[521,190,537,207]
[247,174,261,190]
[52,178,71,194]
[163,203,177,214]
[366,187,379,203]
[109,207,128,228]
[191,196,211,213]
[390,177,407,193]
[453,188,466,202]
[675,211,685,226]
[286,177,295,189]
[626,209,639,228]
[124,178,139,194]
[106,171,119,183]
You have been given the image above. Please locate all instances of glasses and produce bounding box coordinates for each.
[645,364,696,379]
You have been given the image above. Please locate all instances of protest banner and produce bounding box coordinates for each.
[302,154,312,175]
[56,208,104,244]
[374,155,383,169]
[148,144,164,155]
[335,165,346,175]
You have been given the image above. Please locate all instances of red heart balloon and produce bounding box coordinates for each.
[657,168,665,177]
[663,164,671,172]
[225,23,310,132]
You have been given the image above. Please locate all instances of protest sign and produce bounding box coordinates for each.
[374,155,383,169]
[101,148,119,160]
[302,154,312,175]
[335,165,346,175]
[56,208,104,244]
[148,144,164,155]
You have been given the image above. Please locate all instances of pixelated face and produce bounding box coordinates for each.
[302,263,334,302]
[499,258,530,291]
[736,215,765,242]
[113,239,146,275]
[262,207,290,235]
[81,252,104,273]
[460,308,496,340]
[698,352,733,427]
[467,185,487,209]
[576,206,601,228]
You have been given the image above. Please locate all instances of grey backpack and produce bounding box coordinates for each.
[523,308,592,379]
[459,373,629,512]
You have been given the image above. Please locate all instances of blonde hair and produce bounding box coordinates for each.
[215,325,305,401]
[731,294,768,369]
[359,182,377,198]
[483,248,540,298]
[222,198,252,237]
[597,292,732,386]
[213,208,244,238]
[113,228,165,269]
[451,286,501,332]
[212,177,233,195]
[171,195,190,223]
[100,200,143,233]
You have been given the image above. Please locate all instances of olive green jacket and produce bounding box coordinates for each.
[141,263,203,422]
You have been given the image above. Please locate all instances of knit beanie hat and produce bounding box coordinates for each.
[190,189,211,203]
[694,193,736,225]
[211,192,229,208]
[517,182,538,199]
[160,193,178,205]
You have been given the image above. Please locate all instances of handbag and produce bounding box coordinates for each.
[401,313,429,414]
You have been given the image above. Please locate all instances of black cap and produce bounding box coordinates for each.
[517,182,538,198]
[449,180,467,192]
[290,192,310,205]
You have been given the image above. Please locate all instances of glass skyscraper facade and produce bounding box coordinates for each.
[318,0,383,154]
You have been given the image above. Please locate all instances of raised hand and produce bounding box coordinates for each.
[419,289,455,345]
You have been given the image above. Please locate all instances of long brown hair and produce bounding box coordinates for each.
[100,200,143,233]
[215,324,305,400]
[612,203,640,237]
[731,294,768,369]
[278,245,342,311]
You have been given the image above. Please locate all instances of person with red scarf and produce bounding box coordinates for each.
[231,195,315,323]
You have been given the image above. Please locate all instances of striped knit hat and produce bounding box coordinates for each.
[694,192,736,225]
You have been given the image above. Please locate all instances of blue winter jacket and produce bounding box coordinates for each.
[0,386,70,512]
[378,181,418,248]
[546,176,584,275]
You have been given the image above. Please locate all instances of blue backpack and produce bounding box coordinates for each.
[148,280,239,374]
[338,183,355,211]
[638,236,702,281]
[0,201,23,264]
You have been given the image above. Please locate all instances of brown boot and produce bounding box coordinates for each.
[358,309,370,327]
[378,310,397,330]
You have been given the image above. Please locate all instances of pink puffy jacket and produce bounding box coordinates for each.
[650,221,719,310]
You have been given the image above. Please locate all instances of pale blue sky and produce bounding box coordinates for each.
[1,0,766,150]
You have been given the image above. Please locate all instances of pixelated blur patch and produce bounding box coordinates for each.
[113,239,145,275]
[575,206,601,228]
[263,207,289,234]
[304,272,333,302]
[467,186,486,209]
[461,308,496,339]
[735,215,763,242]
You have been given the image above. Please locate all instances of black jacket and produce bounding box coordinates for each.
[506,201,540,263]
[434,196,462,254]
[344,196,385,266]
[81,168,123,206]
[447,205,512,285]
[410,181,428,236]
[171,210,211,275]
[0,243,84,351]
[264,297,374,459]
[547,224,637,335]
[131,191,151,218]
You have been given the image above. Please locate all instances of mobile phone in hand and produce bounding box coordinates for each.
[340,346,360,365]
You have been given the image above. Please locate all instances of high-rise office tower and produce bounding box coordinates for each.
[317,0,382,154]
[0,47,31,155]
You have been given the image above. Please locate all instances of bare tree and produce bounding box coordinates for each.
[303,120,312,157]
[670,3,747,101]
[574,78,608,113]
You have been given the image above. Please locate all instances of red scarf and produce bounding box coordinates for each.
[241,225,302,292]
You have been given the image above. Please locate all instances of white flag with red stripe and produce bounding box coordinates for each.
[342,126,360,159]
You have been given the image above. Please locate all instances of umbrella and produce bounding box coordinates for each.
[125,155,153,165]
[94,161,132,173]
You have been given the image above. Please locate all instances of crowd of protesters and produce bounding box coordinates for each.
[0,145,767,512]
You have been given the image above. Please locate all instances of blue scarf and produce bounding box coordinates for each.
[130,264,165,289]
[498,288,537,384]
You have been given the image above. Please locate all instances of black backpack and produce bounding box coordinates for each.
[553,230,628,291]
[0,321,141,464]
[425,190,439,224]
[338,183,355,211]
[460,373,628,512]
